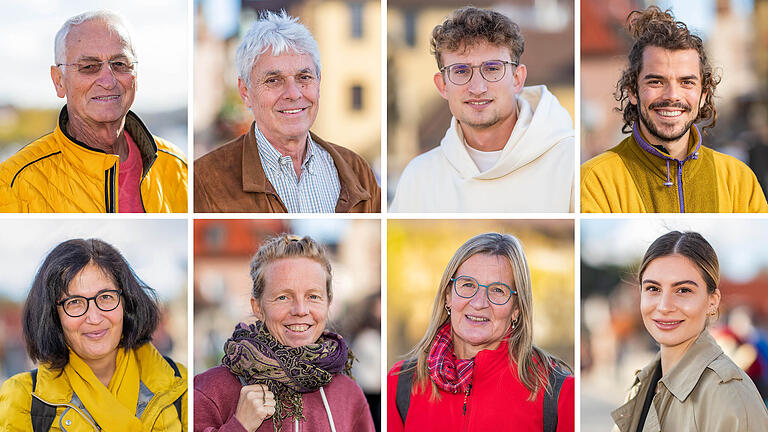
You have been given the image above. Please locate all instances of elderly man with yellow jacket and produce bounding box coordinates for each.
[0,11,187,213]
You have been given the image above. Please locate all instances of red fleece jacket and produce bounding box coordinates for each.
[386,342,574,432]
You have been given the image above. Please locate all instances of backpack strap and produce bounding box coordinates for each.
[543,366,569,432]
[30,368,57,432]
[163,356,183,423]
[395,358,418,424]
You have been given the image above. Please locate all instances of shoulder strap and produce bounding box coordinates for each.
[395,358,418,424]
[543,367,569,432]
[30,368,57,432]
[163,356,183,423]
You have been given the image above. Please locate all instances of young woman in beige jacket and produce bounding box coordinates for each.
[611,231,768,432]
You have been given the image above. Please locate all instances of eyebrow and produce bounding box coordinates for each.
[76,54,131,62]
[641,279,700,287]
[262,67,316,77]
[642,73,699,82]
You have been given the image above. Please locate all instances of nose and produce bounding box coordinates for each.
[282,77,302,100]
[466,68,488,95]
[656,290,676,313]
[291,298,309,316]
[94,63,118,88]
[468,287,491,309]
[662,82,681,101]
[84,299,104,323]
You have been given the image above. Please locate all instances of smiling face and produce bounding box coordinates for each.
[640,254,720,354]
[238,49,320,148]
[445,253,519,359]
[51,19,137,129]
[58,262,124,366]
[252,257,329,347]
[433,41,526,135]
[629,46,705,145]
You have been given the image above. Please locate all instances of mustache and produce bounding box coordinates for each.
[648,101,691,111]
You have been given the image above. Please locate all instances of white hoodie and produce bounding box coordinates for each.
[390,85,574,212]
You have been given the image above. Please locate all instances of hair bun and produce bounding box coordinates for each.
[626,6,685,40]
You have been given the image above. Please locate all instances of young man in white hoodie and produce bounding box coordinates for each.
[390,6,574,213]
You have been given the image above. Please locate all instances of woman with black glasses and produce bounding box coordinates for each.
[0,238,186,431]
[387,232,574,431]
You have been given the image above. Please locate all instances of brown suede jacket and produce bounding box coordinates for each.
[194,124,380,213]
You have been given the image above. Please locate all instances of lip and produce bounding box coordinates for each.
[277,107,309,115]
[83,329,109,339]
[285,323,313,333]
[91,95,121,102]
[465,314,490,324]
[464,99,492,109]
[653,319,683,330]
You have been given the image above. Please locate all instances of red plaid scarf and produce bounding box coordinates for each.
[427,322,475,394]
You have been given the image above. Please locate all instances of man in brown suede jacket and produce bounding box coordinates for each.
[194,11,380,213]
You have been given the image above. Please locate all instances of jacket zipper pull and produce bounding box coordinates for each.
[463,384,472,415]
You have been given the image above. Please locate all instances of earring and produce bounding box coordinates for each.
[444,304,451,315]
[511,318,518,329]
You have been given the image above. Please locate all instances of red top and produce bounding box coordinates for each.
[387,341,574,432]
[118,131,144,213]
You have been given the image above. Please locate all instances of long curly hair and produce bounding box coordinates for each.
[615,6,721,134]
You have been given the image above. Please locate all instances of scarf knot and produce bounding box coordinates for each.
[427,322,475,394]
[222,321,352,432]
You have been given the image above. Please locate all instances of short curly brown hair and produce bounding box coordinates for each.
[431,6,524,70]
[615,6,721,134]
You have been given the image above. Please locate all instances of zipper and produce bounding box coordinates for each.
[676,160,685,213]
[138,151,157,212]
[462,384,472,416]
[104,165,116,213]
[31,393,99,430]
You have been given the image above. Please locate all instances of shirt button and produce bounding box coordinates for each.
[65,419,72,425]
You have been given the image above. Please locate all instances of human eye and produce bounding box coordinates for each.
[489,284,507,295]
[451,65,470,75]
[643,284,660,292]
[65,297,86,308]
[308,293,324,301]
[78,63,100,74]
[264,75,284,87]
[483,62,503,72]
[98,291,117,302]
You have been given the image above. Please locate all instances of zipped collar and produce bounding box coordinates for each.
[632,122,702,188]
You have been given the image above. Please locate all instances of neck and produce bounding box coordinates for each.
[85,351,118,387]
[67,112,129,162]
[459,108,517,152]
[659,336,698,376]
[638,123,691,161]
[453,336,502,360]
[265,132,309,178]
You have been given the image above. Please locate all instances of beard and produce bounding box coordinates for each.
[636,99,699,143]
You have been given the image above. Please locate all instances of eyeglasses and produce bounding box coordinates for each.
[56,59,137,75]
[451,275,516,305]
[440,60,518,85]
[57,289,122,318]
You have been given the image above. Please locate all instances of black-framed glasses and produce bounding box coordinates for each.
[56,289,122,318]
[440,60,518,85]
[56,59,137,75]
[451,275,516,305]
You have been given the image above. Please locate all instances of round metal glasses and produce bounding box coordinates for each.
[451,275,516,305]
[440,60,518,85]
[56,289,123,318]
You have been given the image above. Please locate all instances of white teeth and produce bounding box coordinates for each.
[657,320,682,325]
[287,324,310,332]
[94,96,118,100]
[281,108,303,114]
[466,315,488,322]
[468,101,489,105]
[658,110,682,117]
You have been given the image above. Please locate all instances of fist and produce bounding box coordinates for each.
[234,384,276,432]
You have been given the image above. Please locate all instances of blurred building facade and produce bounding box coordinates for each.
[387,0,575,202]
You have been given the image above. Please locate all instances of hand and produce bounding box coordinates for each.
[234,384,276,432]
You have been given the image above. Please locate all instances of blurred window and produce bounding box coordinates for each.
[404,10,417,47]
[351,85,364,111]
[350,3,364,39]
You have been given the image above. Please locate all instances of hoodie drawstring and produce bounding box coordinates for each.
[319,387,337,432]
[664,160,673,187]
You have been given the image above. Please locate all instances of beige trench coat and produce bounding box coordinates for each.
[611,331,768,431]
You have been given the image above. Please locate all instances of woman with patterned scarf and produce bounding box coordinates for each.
[387,232,575,431]
[194,234,375,432]
[0,239,187,431]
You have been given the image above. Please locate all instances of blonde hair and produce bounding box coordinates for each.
[249,234,333,303]
[402,232,569,401]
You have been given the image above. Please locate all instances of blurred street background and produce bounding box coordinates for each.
[387,219,574,371]
[0,219,188,383]
[581,218,768,431]
[387,0,575,205]
[193,219,382,430]
[194,0,381,181]
[0,0,188,162]
[582,0,768,193]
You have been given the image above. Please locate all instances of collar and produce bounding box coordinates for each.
[240,122,372,210]
[624,123,704,187]
[658,330,723,402]
[56,106,158,178]
[254,123,317,177]
[632,122,702,163]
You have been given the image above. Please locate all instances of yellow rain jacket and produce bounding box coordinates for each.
[0,107,187,213]
[0,344,187,431]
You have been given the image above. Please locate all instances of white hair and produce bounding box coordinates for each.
[235,10,321,87]
[54,10,136,65]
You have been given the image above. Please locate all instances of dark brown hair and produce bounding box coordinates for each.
[638,231,719,294]
[615,6,721,133]
[430,6,524,69]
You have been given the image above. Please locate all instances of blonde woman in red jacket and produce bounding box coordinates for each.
[387,233,574,431]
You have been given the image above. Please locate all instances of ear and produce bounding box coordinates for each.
[709,288,721,312]
[699,91,707,109]
[434,72,448,100]
[237,77,252,109]
[628,87,638,106]
[512,63,527,93]
[250,297,263,320]
[51,66,66,99]
[444,287,452,310]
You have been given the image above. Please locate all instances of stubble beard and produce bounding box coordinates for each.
[636,98,701,143]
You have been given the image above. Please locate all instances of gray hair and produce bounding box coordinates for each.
[54,10,136,65]
[236,10,321,87]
